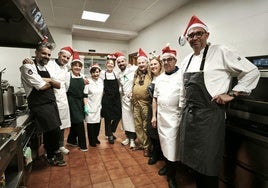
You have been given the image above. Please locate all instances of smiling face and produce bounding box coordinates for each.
[149,58,162,77]
[116,58,127,71]
[35,47,51,66]
[137,58,148,72]
[58,51,72,66]
[71,61,82,76]
[162,55,177,73]
[105,59,115,73]
[90,67,101,80]
[187,27,209,55]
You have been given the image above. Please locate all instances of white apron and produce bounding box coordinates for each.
[84,77,103,123]
[154,71,182,161]
[118,66,137,132]
[46,60,71,129]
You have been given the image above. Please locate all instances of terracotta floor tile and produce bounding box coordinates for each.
[92,181,113,188]
[119,157,139,168]
[103,159,123,170]
[88,163,106,174]
[107,168,128,180]
[90,171,110,184]
[124,165,145,177]
[129,173,153,187]
[112,177,135,188]
[70,166,89,177]
[70,174,91,187]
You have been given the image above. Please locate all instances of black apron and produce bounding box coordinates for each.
[101,72,122,120]
[146,83,158,139]
[67,74,85,123]
[27,63,61,133]
[179,45,225,176]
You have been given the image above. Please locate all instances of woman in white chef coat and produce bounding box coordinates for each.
[152,45,182,188]
[84,63,104,147]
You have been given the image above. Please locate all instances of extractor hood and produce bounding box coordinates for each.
[0,0,54,48]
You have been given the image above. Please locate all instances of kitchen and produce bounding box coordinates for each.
[0,0,268,187]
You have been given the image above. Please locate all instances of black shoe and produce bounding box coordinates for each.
[158,165,167,176]
[148,157,157,165]
[108,136,114,144]
[168,178,177,188]
[113,135,117,140]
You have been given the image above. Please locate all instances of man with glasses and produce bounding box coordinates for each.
[151,45,182,188]
[178,15,260,188]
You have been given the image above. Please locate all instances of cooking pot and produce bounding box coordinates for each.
[2,85,16,116]
[15,91,27,109]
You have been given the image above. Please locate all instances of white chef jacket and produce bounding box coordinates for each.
[180,44,260,107]
[117,65,137,132]
[46,60,71,129]
[20,63,57,97]
[84,77,104,123]
[153,70,182,162]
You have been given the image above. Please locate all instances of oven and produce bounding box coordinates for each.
[220,56,268,188]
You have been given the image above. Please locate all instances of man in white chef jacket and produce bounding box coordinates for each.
[151,45,182,188]
[46,46,73,155]
[178,15,260,188]
[115,52,137,149]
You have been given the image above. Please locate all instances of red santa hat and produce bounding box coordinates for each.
[114,52,126,63]
[178,15,208,46]
[71,51,82,65]
[90,63,101,71]
[107,53,116,60]
[161,44,177,60]
[137,48,148,62]
[60,46,73,56]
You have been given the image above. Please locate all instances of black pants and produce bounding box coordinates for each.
[43,127,60,159]
[166,159,177,180]
[194,172,218,188]
[67,122,87,149]
[125,131,137,139]
[149,137,163,160]
[104,118,120,136]
[87,122,100,146]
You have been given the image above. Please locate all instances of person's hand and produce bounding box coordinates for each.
[84,105,89,115]
[211,94,234,105]
[84,77,89,85]
[151,116,157,128]
[22,58,34,64]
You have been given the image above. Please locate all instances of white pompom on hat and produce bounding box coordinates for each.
[178,15,209,46]
[107,53,116,60]
[161,44,177,60]
[137,48,148,62]
[60,46,73,56]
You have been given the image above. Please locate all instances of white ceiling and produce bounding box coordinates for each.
[35,0,188,41]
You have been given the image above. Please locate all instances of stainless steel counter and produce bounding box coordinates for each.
[0,113,31,188]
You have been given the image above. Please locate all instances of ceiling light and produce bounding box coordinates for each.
[82,11,109,22]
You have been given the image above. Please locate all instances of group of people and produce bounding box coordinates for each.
[20,15,260,188]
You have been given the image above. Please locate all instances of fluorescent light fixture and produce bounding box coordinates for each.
[82,11,110,22]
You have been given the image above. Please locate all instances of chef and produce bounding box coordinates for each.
[20,39,67,167]
[178,15,260,188]
[115,52,137,149]
[151,45,182,188]
[46,46,73,155]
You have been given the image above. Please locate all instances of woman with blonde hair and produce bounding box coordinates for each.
[147,54,164,165]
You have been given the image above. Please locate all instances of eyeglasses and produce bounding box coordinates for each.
[187,31,206,40]
[162,57,174,62]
